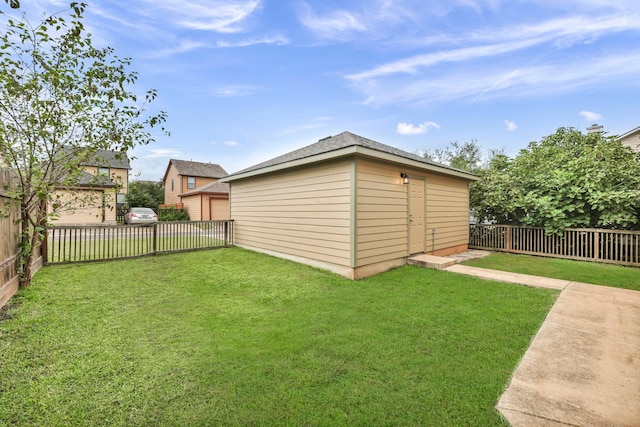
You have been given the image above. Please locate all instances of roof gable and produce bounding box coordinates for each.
[163,159,228,182]
[617,126,640,140]
[222,131,478,181]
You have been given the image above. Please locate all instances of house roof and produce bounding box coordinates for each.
[617,125,640,140]
[179,180,229,197]
[67,170,116,188]
[82,149,131,169]
[58,147,131,169]
[220,131,479,182]
[163,159,228,182]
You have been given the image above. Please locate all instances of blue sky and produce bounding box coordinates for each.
[12,0,640,180]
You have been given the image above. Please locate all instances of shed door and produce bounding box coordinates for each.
[409,178,425,254]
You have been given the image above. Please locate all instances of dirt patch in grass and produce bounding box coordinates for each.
[0,302,19,324]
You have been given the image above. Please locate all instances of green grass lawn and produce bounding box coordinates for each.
[463,252,640,291]
[0,248,558,426]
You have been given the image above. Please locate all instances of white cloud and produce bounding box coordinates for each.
[505,120,518,131]
[299,5,367,40]
[149,39,211,58]
[274,117,333,137]
[224,140,239,146]
[348,38,540,82]
[579,110,602,121]
[145,148,182,158]
[212,85,262,97]
[396,121,440,135]
[347,11,640,83]
[297,0,426,41]
[216,34,289,47]
[345,9,640,106]
[350,51,640,106]
[142,0,262,33]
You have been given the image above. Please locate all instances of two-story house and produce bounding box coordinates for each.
[162,159,229,220]
[51,149,130,225]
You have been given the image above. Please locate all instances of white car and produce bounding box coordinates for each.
[124,207,158,225]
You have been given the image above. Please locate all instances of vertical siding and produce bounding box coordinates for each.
[230,160,352,267]
[355,159,408,267]
[425,173,470,253]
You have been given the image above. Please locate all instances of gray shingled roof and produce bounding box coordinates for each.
[179,180,229,196]
[169,159,228,179]
[228,131,469,177]
[59,147,131,169]
[73,170,116,188]
[83,149,131,169]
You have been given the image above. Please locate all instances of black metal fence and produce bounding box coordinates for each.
[45,220,234,264]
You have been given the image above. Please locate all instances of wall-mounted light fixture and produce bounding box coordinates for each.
[400,172,409,185]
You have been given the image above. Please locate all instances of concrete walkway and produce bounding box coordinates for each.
[439,260,640,426]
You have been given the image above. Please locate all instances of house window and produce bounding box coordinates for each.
[187,176,196,189]
[171,179,174,191]
[98,167,110,177]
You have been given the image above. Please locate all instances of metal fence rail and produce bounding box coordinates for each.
[469,224,640,267]
[45,220,234,264]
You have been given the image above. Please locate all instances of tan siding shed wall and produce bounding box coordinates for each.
[230,160,352,268]
[354,158,470,265]
[425,173,470,254]
[355,159,408,267]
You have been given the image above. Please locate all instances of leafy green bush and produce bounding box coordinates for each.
[158,207,190,222]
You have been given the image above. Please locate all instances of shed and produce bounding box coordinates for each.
[220,131,478,279]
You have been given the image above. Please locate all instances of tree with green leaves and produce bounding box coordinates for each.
[3,0,19,9]
[126,180,164,210]
[422,139,487,173]
[0,2,167,287]
[472,127,640,233]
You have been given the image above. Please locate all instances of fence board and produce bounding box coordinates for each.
[0,166,20,308]
[469,224,640,267]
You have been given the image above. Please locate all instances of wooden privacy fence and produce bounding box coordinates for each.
[0,166,21,308]
[45,220,234,264]
[469,224,640,267]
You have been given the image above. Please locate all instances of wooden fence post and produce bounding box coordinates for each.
[505,226,511,251]
[593,230,599,261]
[152,223,157,254]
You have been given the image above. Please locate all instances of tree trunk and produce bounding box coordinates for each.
[19,205,34,288]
